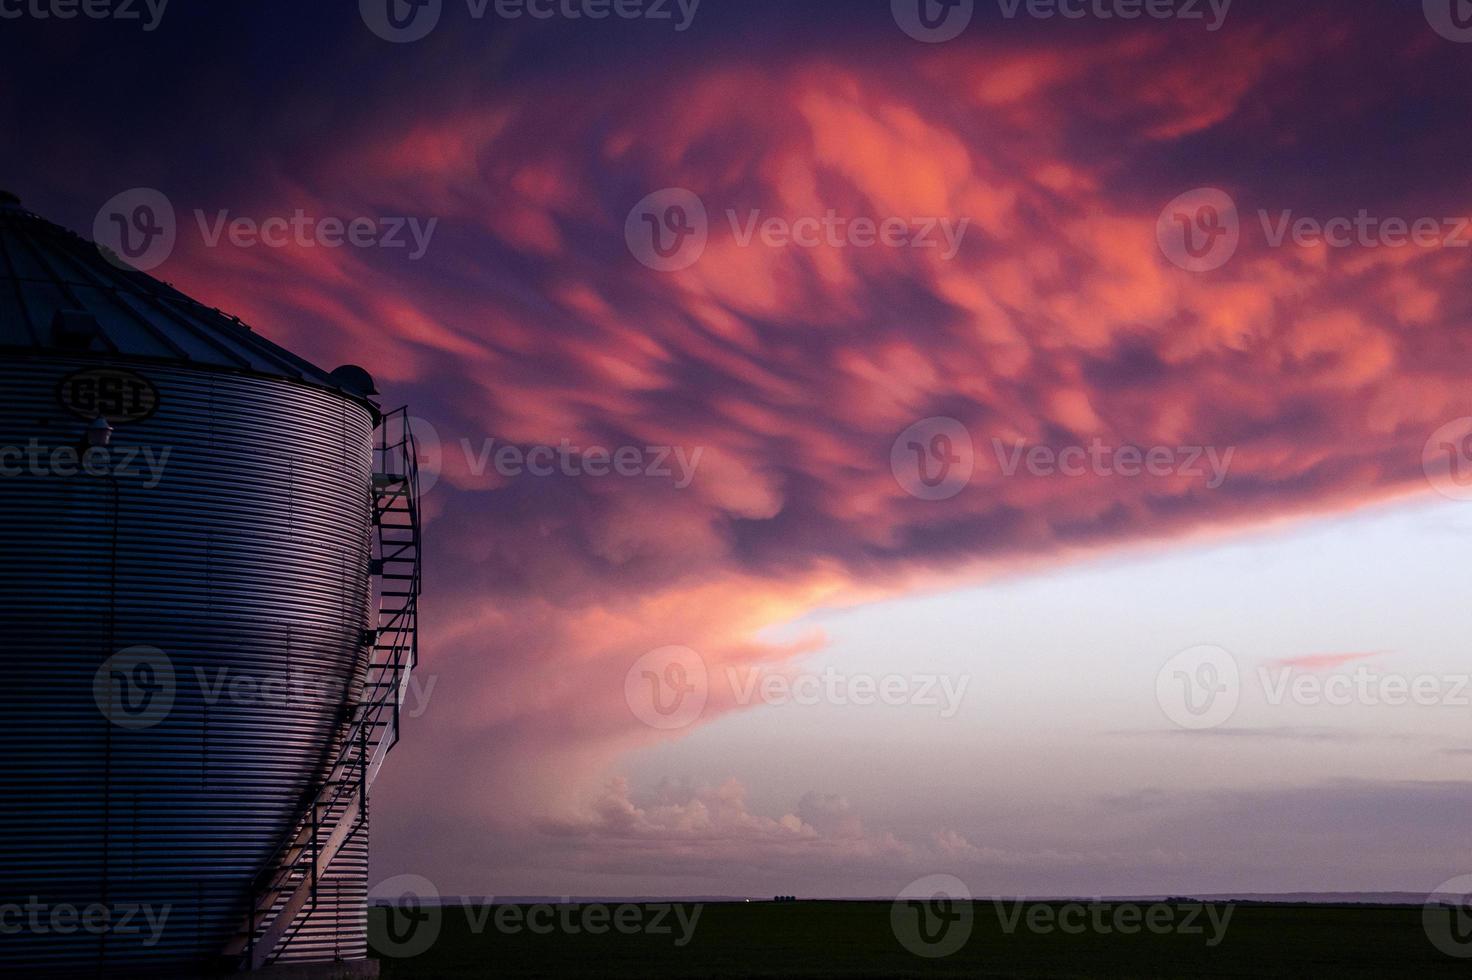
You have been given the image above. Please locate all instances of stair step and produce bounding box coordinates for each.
[231,422,418,968]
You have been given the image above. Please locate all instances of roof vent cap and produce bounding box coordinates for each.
[51,309,105,350]
[329,364,378,397]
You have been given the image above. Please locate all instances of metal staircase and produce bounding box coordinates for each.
[222,408,421,971]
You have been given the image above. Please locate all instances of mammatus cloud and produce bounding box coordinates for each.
[132,10,1472,889]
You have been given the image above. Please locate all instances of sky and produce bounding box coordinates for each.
[6,0,1472,899]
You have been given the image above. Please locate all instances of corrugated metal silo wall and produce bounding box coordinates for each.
[0,353,375,976]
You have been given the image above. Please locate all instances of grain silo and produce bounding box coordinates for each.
[0,191,421,977]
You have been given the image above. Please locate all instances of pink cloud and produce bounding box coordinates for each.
[1267,652,1388,672]
[136,16,1472,887]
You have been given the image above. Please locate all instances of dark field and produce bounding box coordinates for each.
[371,900,1467,978]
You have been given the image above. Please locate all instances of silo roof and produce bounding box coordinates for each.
[0,191,375,401]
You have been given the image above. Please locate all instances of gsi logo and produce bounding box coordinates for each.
[57,368,160,424]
